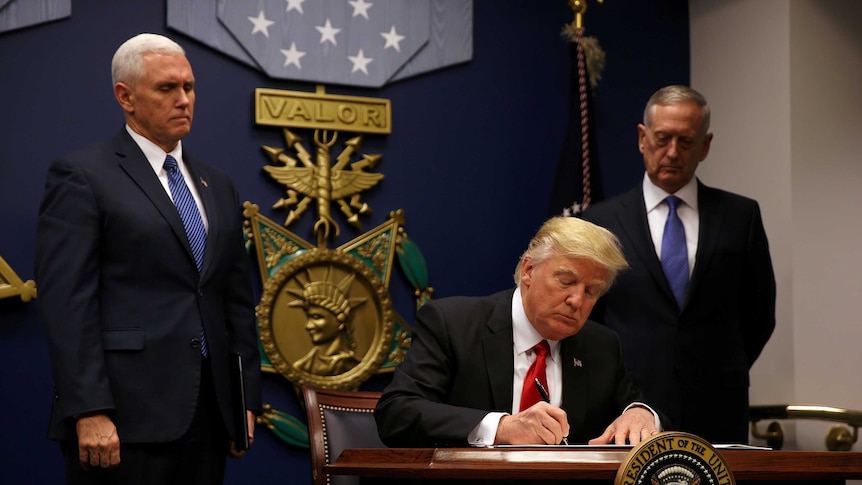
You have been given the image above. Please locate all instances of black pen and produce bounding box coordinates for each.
[533,378,569,445]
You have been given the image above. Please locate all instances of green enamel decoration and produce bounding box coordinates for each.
[396,235,428,290]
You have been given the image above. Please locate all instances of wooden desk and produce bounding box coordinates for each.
[326,447,862,482]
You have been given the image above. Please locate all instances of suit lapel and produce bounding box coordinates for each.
[560,335,589,432]
[113,131,199,273]
[614,187,675,299]
[690,181,725,298]
[482,290,517,413]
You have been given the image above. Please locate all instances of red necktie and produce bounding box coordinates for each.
[520,340,550,411]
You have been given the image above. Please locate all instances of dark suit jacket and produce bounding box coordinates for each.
[35,128,261,443]
[581,179,776,443]
[375,288,663,447]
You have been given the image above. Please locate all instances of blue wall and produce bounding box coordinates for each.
[0,1,688,483]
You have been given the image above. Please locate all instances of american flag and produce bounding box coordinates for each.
[548,28,604,217]
[168,0,473,88]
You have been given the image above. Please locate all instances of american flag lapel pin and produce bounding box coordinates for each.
[573,358,583,368]
[200,177,208,188]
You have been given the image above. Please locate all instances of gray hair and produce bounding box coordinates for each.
[643,85,711,133]
[111,33,185,86]
[513,216,629,294]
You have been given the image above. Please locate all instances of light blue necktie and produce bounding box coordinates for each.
[661,195,689,308]
[164,155,209,357]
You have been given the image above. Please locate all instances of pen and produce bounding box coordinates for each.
[534,378,569,445]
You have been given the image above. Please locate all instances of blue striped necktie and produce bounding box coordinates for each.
[661,195,689,308]
[164,155,209,357]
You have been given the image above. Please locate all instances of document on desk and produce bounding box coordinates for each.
[496,444,633,449]
[496,443,771,450]
[714,443,772,450]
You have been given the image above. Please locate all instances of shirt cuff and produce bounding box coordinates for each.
[624,402,662,431]
[468,412,508,447]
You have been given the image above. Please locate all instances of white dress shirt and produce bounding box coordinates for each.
[126,125,209,231]
[467,287,661,447]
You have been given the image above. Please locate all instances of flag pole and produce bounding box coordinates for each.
[574,26,591,210]
[549,0,606,217]
[563,0,605,213]
[567,0,604,30]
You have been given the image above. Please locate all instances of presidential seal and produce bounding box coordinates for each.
[257,249,394,390]
[615,432,735,485]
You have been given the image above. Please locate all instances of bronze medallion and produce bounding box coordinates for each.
[257,249,394,390]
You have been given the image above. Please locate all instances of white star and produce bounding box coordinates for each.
[248,10,275,38]
[381,25,405,52]
[285,0,305,14]
[348,49,373,75]
[348,0,373,19]
[315,19,341,46]
[280,42,306,69]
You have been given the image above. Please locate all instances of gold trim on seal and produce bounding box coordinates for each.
[615,431,735,485]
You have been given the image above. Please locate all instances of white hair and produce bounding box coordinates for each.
[111,33,185,86]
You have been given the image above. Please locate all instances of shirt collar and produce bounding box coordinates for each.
[642,172,699,213]
[512,287,559,359]
[125,124,184,173]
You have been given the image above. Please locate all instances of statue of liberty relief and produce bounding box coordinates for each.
[287,267,367,376]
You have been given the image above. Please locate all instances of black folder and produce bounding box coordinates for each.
[231,352,250,451]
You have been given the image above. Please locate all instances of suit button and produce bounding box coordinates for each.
[191,338,201,349]
[198,290,204,297]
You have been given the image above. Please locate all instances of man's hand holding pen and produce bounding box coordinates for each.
[493,378,659,446]
[495,401,570,445]
[494,377,570,446]
[533,378,569,445]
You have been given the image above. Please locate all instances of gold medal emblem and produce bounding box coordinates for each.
[257,249,394,390]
